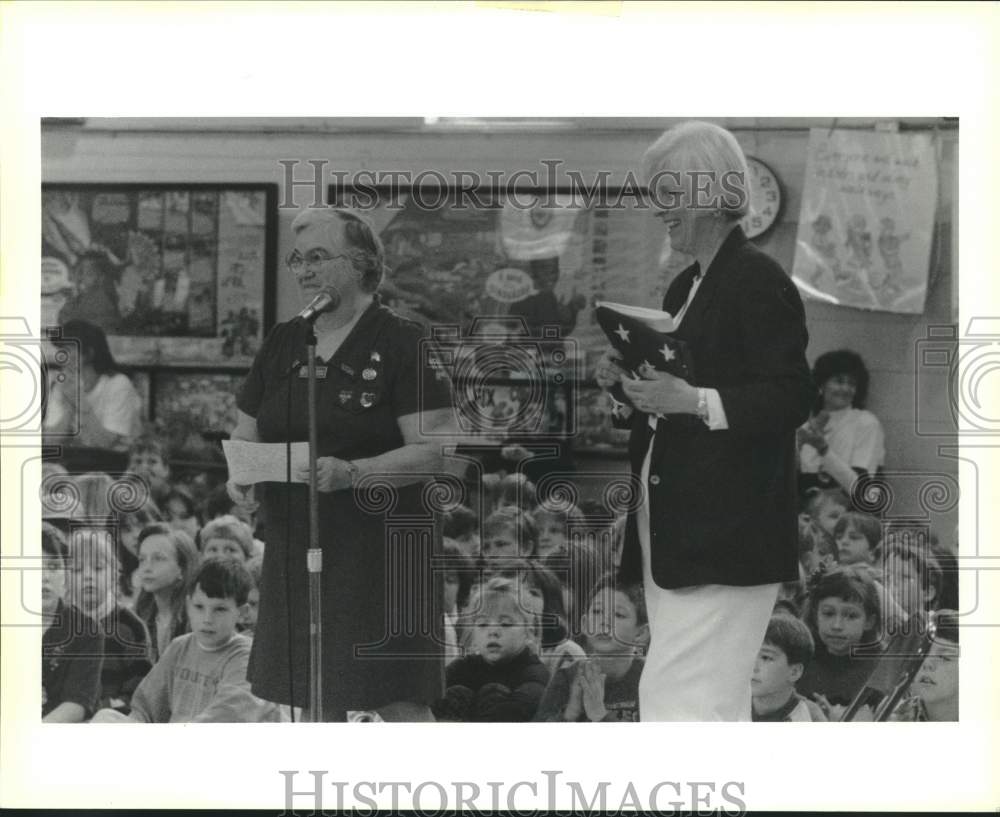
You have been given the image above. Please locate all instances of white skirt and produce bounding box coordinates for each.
[637,435,779,721]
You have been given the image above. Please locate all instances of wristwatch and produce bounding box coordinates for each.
[344,460,360,487]
[696,388,710,425]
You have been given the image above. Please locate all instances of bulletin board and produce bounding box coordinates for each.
[41,183,278,367]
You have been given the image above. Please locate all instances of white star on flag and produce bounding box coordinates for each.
[660,344,675,362]
[614,323,630,343]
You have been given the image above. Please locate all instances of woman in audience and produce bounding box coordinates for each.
[797,349,885,498]
[44,318,143,451]
[133,523,199,662]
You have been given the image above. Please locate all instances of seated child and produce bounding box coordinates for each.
[882,538,943,619]
[797,565,884,720]
[534,574,649,722]
[801,487,849,564]
[438,541,475,660]
[41,522,104,722]
[442,505,481,559]
[240,556,263,636]
[432,577,549,722]
[68,526,151,714]
[533,503,586,560]
[751,614,827,722]
[479,558,586,672]
[542,539,606,644]
[889,609,959,721]
[91,558,278,723]
[199,514,254,563]
[481,506,537,560]
[163,485,201,540]
[494,472,538,514]
[127,435,173,511]
[134,523,200,663]
[833,511,882,566]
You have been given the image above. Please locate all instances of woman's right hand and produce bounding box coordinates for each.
[226,480,259,514]
[594,348,627,391]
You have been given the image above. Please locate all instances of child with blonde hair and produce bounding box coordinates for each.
[432,577,549,721]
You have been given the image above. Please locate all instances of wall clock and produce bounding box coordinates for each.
[740,156,782,239]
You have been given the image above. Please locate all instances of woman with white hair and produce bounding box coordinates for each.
[227,208,454,721]
[595,121,813,721]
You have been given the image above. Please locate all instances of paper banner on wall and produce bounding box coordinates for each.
[791,128,938,314]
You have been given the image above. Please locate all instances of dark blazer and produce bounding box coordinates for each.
[618,226,813,589]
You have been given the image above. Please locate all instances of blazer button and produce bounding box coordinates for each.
[649,475,660,486]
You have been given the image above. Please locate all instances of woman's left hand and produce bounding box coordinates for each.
[620,364,698,416]
[295,457,354,492]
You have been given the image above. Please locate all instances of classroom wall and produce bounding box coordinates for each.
[42,119,959,535]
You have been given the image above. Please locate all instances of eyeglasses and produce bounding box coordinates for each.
[285,249,351,274]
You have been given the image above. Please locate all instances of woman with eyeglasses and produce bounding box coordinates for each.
[226,208,454,721]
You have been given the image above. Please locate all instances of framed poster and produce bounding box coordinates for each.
[329,184,670,376]
[41,183,277,366]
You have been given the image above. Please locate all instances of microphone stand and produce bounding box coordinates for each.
[304,323,324,722]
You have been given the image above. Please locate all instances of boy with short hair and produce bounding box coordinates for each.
[91,558,277,722]
[751,614,827,722]
[534,574,649,722]
[199,514,255,563]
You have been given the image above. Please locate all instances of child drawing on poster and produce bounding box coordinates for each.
[807,214,840,286]
[876,217,910,297]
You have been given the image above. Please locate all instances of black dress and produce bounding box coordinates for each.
[237,296,453,719]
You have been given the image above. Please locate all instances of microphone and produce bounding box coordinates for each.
[297,288,340,322]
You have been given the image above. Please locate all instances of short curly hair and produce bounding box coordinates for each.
[290,208,385,293]
[812,349,871,410]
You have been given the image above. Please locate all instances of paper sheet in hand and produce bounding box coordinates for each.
[222,440,310,485]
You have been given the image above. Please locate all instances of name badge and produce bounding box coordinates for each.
[298,366,328,378]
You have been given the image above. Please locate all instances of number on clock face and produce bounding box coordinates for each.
[740,157,782,239]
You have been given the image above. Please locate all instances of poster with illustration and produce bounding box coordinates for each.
[791,128,938,313]
[335,186,664,375]
[41,184,275,366]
